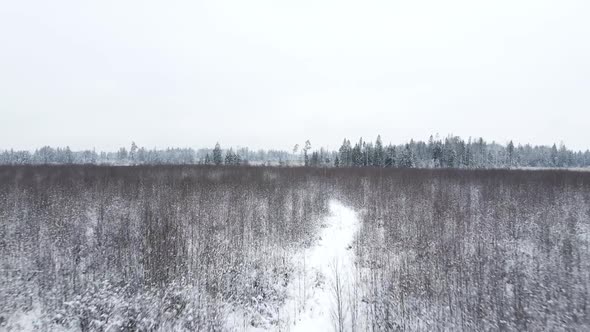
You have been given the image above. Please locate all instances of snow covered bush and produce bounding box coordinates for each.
[0,165,329,331]
[1,165,588,330]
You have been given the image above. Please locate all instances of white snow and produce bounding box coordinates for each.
[225,200,360,332]
[3,305,43,332]
[280,200,360,331]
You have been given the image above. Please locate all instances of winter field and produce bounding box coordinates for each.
[1,166,590,331]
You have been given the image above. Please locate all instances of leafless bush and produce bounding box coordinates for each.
[0,165,330,331]
[1,166,588,330]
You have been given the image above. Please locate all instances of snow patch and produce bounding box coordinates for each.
[281,200,360,331]
[3,305,44,332]
[287,200,359,331]
[225,200,360,331]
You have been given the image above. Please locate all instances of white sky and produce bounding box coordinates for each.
[1,0,589,151]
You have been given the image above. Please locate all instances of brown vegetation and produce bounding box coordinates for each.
[1,165,589,330]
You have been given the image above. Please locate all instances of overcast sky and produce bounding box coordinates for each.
[1,0,589,151]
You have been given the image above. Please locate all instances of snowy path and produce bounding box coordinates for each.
[282,200,360,332]
[226,200,360,332]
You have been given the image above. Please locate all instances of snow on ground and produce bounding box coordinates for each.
[279,200,360,331]
[2,305,43,332]
[287,200,359,331]
[225,200,360,331]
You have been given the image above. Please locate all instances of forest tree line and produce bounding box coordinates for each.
[2,135,589,169]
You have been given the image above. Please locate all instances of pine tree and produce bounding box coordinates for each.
[213,143,223,165]
[351,138,363,166]
[507,140,515,167]
[373,135,384,167]
[399,144,415,168]
[130,142,138,164]
[432,141,443,167]
[225,148,236,165]
[303,140,311,166]
[339,139,352,167]
[464,145,473,168]
[558,144,569,167]
[235,152,242,165]
[384,145,396,167]
[117,147,128,163]
[311,151,320,166]
[551,144,558,167]
[64,146,74,164]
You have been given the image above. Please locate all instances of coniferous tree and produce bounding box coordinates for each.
[130,142,138,164]
[362,141,371,166]
[507,140,515,167]
[384,145,396,167]
[351,138,363,166]
[2,135,589,168]
[432,141,443,167]
[225,148,235,165]
[551,144,559,167]
[213,143,223,165]
[558,144,569,167]
[469,138,476,166]
[339,139,352,167]
[310,151,320,166]
[399,144,415,168]
[64,146,74,164]
[373,135,384,167]
[303,140,312,166]
[117,147,128,163]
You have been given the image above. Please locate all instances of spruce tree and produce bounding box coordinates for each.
[374,135,384,167]
[213,143,223,165]
[551,144,558,167]
[384,145,396,167]
[507,140,515,167]
[339,139,351,167]
[400,144,415,168]
[225,148,235,165]
[352,139,363,166]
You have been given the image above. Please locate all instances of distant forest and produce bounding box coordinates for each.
[2,135,589,169]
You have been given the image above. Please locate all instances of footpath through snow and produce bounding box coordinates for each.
[281,200,360,331]
[226,200,360,332]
